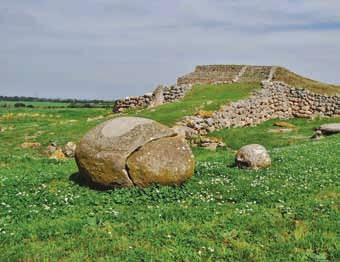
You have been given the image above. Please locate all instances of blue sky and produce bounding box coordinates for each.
[1,0,340,99]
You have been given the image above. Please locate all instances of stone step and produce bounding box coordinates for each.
[233,66,248,82]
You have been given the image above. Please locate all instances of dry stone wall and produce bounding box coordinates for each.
[177,65,243,85]
[113,93,153,112]
[178,81,340,135]
[177,65,273,85]
[114,65,277,112]
[113,84,192,112]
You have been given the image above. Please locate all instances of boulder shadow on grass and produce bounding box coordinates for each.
[69,172,115,191]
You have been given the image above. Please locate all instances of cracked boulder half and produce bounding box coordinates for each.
[75,117,195,189]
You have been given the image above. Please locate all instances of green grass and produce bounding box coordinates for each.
[129,83,260,126]
[0,107,339,261]
[210,117,340,150]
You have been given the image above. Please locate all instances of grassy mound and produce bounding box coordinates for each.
[129,82,260,126]
[0,106,339,261]
[273,67,340,95]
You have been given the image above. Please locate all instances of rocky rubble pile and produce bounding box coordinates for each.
[177,81,339,136]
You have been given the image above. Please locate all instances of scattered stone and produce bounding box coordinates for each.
[50,148,66,160]
[0,126,4,132]
[318,123,340,135]
[46,144,58,155]
[171,125,196,139]
[311,130,324,140]
[21,142,41,149]
[203,143,218,151]
[273,121,296,129]
[75,117,194,189]
[87,115,104,122]
[190,136,226,149]
[268,128,293,133]
[63,142,77,157]
[195,110,214,119]
[235,144,271,170]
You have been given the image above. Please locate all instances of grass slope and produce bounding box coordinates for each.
[0,107,339,261]
[129,83,259,126]
[273,67,340,95]
[210,117,340,150]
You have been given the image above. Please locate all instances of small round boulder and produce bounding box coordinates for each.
[75,117,195,189]
[235,144,271,170]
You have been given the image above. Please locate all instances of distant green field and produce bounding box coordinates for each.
[129,83,260,126]
[0,105,339,261]
[0,100,70,107]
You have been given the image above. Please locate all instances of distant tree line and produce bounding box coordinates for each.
[0,96,115,109]
[0,95,115,104]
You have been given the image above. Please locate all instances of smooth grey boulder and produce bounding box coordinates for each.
[235,144,271,170]
[75,117,194,189]
[319,123,340,135]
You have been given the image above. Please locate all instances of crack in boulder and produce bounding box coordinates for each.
[124,133,178,186]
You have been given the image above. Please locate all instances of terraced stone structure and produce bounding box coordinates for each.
[113,65,276,112]
[113,64,339,135]
[177,65,273,85]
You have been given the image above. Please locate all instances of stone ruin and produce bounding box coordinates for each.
[113,65,278,112]
[113,84,192,112]
[177,65,275,85]
[113,65,339,137]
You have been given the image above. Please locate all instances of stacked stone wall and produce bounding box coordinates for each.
[177,65,273,85]
[114,94,153,112]
[177,65,244,85]
[113,84,192,112]
[178,81,340,135]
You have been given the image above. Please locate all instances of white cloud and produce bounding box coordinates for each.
[1,0,340,99]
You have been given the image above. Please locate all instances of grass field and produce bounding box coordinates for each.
[129,83,260,126]
[0,105,339,261]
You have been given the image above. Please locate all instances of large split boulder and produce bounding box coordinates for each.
[235,144,271,170]
[75,117,195,189]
